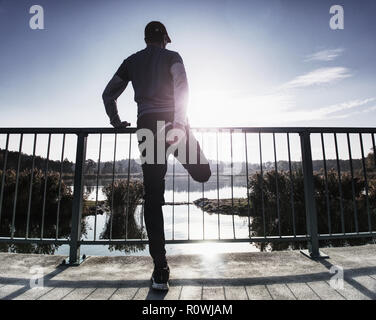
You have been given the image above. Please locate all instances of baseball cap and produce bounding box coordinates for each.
[144,21,171,43]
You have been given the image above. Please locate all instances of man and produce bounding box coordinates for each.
[102,21,211,291]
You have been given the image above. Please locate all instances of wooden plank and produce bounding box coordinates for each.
[38,287,75,300]
[266,284,296,300]
[245,285,272,300]
[337,277,375,300]
[133,287,149,300]
[13,287,55,300]
[164,286,182,300]
[350,276,376,299]
[62,287,96,300]
[0,284,25,300]
[110,287,139,300]
[202,286,225,300]
[180,286,202,300]
[85,287,117,300]
[224,286,248,300]
[286,283,320,300]
[307,281,345,300]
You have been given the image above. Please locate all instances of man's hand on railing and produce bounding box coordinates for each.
[113,121,131,129]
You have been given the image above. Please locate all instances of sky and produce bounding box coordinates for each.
[0,0,375,162]
[1,0,376,128]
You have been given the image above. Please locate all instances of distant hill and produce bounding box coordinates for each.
[0,148,75,174]
[0,147,368,176]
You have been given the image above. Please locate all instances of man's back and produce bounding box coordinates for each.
[116,45,184,118]
[102,21,211,291]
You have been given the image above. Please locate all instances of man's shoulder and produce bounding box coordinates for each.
[121,48,148,61]
[162,49,184,64]
[163,48,181,57]
[124,51,140,62]
[124,47,183,64]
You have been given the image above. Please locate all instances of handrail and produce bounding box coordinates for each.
[0,126,375,264]
[0,127,376,134]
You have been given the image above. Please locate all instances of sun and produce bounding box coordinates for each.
[188,89,230,127]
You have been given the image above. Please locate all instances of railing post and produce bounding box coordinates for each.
[299,130,327,259]
[68,133,87,265]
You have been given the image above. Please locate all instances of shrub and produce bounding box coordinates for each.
[249,168,376,251]
[100,179,146,253]
[0,168,88,253]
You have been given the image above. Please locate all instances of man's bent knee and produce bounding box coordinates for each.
[186,164,211,183]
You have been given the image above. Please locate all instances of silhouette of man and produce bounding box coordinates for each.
[102,21,211,290]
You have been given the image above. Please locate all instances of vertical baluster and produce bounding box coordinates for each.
[55,134,65,240]
[347,133,358,233]
[125,133,132,240]
[273,133,281,237]
[11,134,23,239]
[216,131,220,240]
[110,133,117,240]
[26,134,37,239]
[259,132,266,237]
[334,133,345,234]
[94,133,102,241]
[40,133,51,239]
[172,156,175,240]
[201,131,205,240]
[187,173,190,240]
[244,132,251,239]
[140,200,144,240]
[359,133,372,232]
[287,133,296,237]
[0,134,10,226]
[230,130,235,239]
[372,133,376,167]
[321,133,332,235]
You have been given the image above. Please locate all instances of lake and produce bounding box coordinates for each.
[54,174,259,257]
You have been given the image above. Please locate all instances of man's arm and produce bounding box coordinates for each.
[102,59,131,128]
[170,59,189,128]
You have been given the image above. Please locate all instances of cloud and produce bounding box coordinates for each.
[316,98,376,116]
[277,97,376,123]
[190,88,375,126]
[281,67,352,89]
[305,48,344,62]
[238,97,376,125]
[334,104,376,119]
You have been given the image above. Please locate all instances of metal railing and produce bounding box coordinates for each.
[0,127,375,264]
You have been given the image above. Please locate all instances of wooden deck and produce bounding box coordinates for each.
[0,244,375,300]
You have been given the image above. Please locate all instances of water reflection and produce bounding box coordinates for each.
[1,175,251,255]
[99,206,146,253]
[74,174,248,193]
[0,214,88,254]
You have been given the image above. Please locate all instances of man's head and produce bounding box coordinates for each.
[144,21,171,48]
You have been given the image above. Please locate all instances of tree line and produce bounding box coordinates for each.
[0,147,373,177]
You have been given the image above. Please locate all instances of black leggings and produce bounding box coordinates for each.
[137,112,211,267]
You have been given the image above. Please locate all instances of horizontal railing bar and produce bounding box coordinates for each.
[318,232,376,240]
[79,235,309,245]
[193,127,376,133]
[0,128,135,134]
[0,237,70,245]
[0,127,376,134]
[1,233,375,246]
